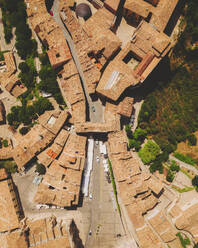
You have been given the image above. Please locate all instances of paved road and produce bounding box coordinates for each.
[52,0,103,123]
[83,142,125,248]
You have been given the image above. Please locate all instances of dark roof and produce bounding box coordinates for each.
[75,3,92,18]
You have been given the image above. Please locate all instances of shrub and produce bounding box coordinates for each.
[138,140,161,164]
[128,139,141,151]
[176,232,190,248]
[2,139,8,147]
[36,163,46,175]
[170,160,180,172]
[187,134,197,146]
[133,128,147,142]
[0,160,18,174]
[19,127,29,135]
[192,175,198,187]
[149,161,163,173]
[166,170,174,182]
[125,124,133,138]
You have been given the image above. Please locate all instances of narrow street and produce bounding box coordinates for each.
[52,0,103,123]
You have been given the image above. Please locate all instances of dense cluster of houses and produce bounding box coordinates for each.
[0,0,198,247]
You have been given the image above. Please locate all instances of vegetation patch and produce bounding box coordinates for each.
[180,168,194,180]
[0,0,37,58]
[138,0,198,160]
[192,175,198,191]
[176,232,191,248]
[138,140,161,164]
[172,185,194,193]
[36,163,46,175]
[125,125,147,151]
[108,159,121,217]
[38,52,65,106]
[173,152,196,165]
[0,160,18,173]
[7,97,53,128]
[2,139,8,147]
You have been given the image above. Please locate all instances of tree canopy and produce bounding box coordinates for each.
[138,140,161,164]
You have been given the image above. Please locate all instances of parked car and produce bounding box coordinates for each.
[96,156,100,163]
[95,140,99,145]
[91,106,96,112]
[106,174,111,183]
[89,193,92,199]
[89,230,92,236]
[50,10,53,16]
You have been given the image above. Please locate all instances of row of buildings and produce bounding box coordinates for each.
[107,131,198,247]
[0,168,73,248]
[0,52,27,98]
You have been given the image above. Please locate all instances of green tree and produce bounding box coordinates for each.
[166,170,174,182]
[170,160,180,172]
[36,163,46,175]
[19,127,29,135]
[19,62,30,73]
[2,139,8,147]
[33,97,53,115]
[125,124,133,138]
[7,113,14,125]
[128,139,141,151]
[138,140,161,164]
[15,22,32,40]
[149,161,163,173]
[133,128,147,142]
[187,134,197,146]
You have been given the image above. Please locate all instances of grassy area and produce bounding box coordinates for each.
[0,160,18,173]
[180,168,194,180]
[108,159,121,217]
[172,185,194,193]
[176,232,191,248]
[174,152,196,165]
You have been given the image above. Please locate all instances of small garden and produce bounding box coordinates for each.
[176,232,191,248]
[0,159,18,173]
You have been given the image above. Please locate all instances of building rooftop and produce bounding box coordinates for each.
[0,231,28,248]
[124,0,152,19]
[3,52,16,74]
[0,176,22,232]
[13,110,69,169]
[35,132,87,207]
[26,217,71,248]
[26,0,71,69]
[75,3,92,19]
[96,20,171,101]
[37,129,70,167]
